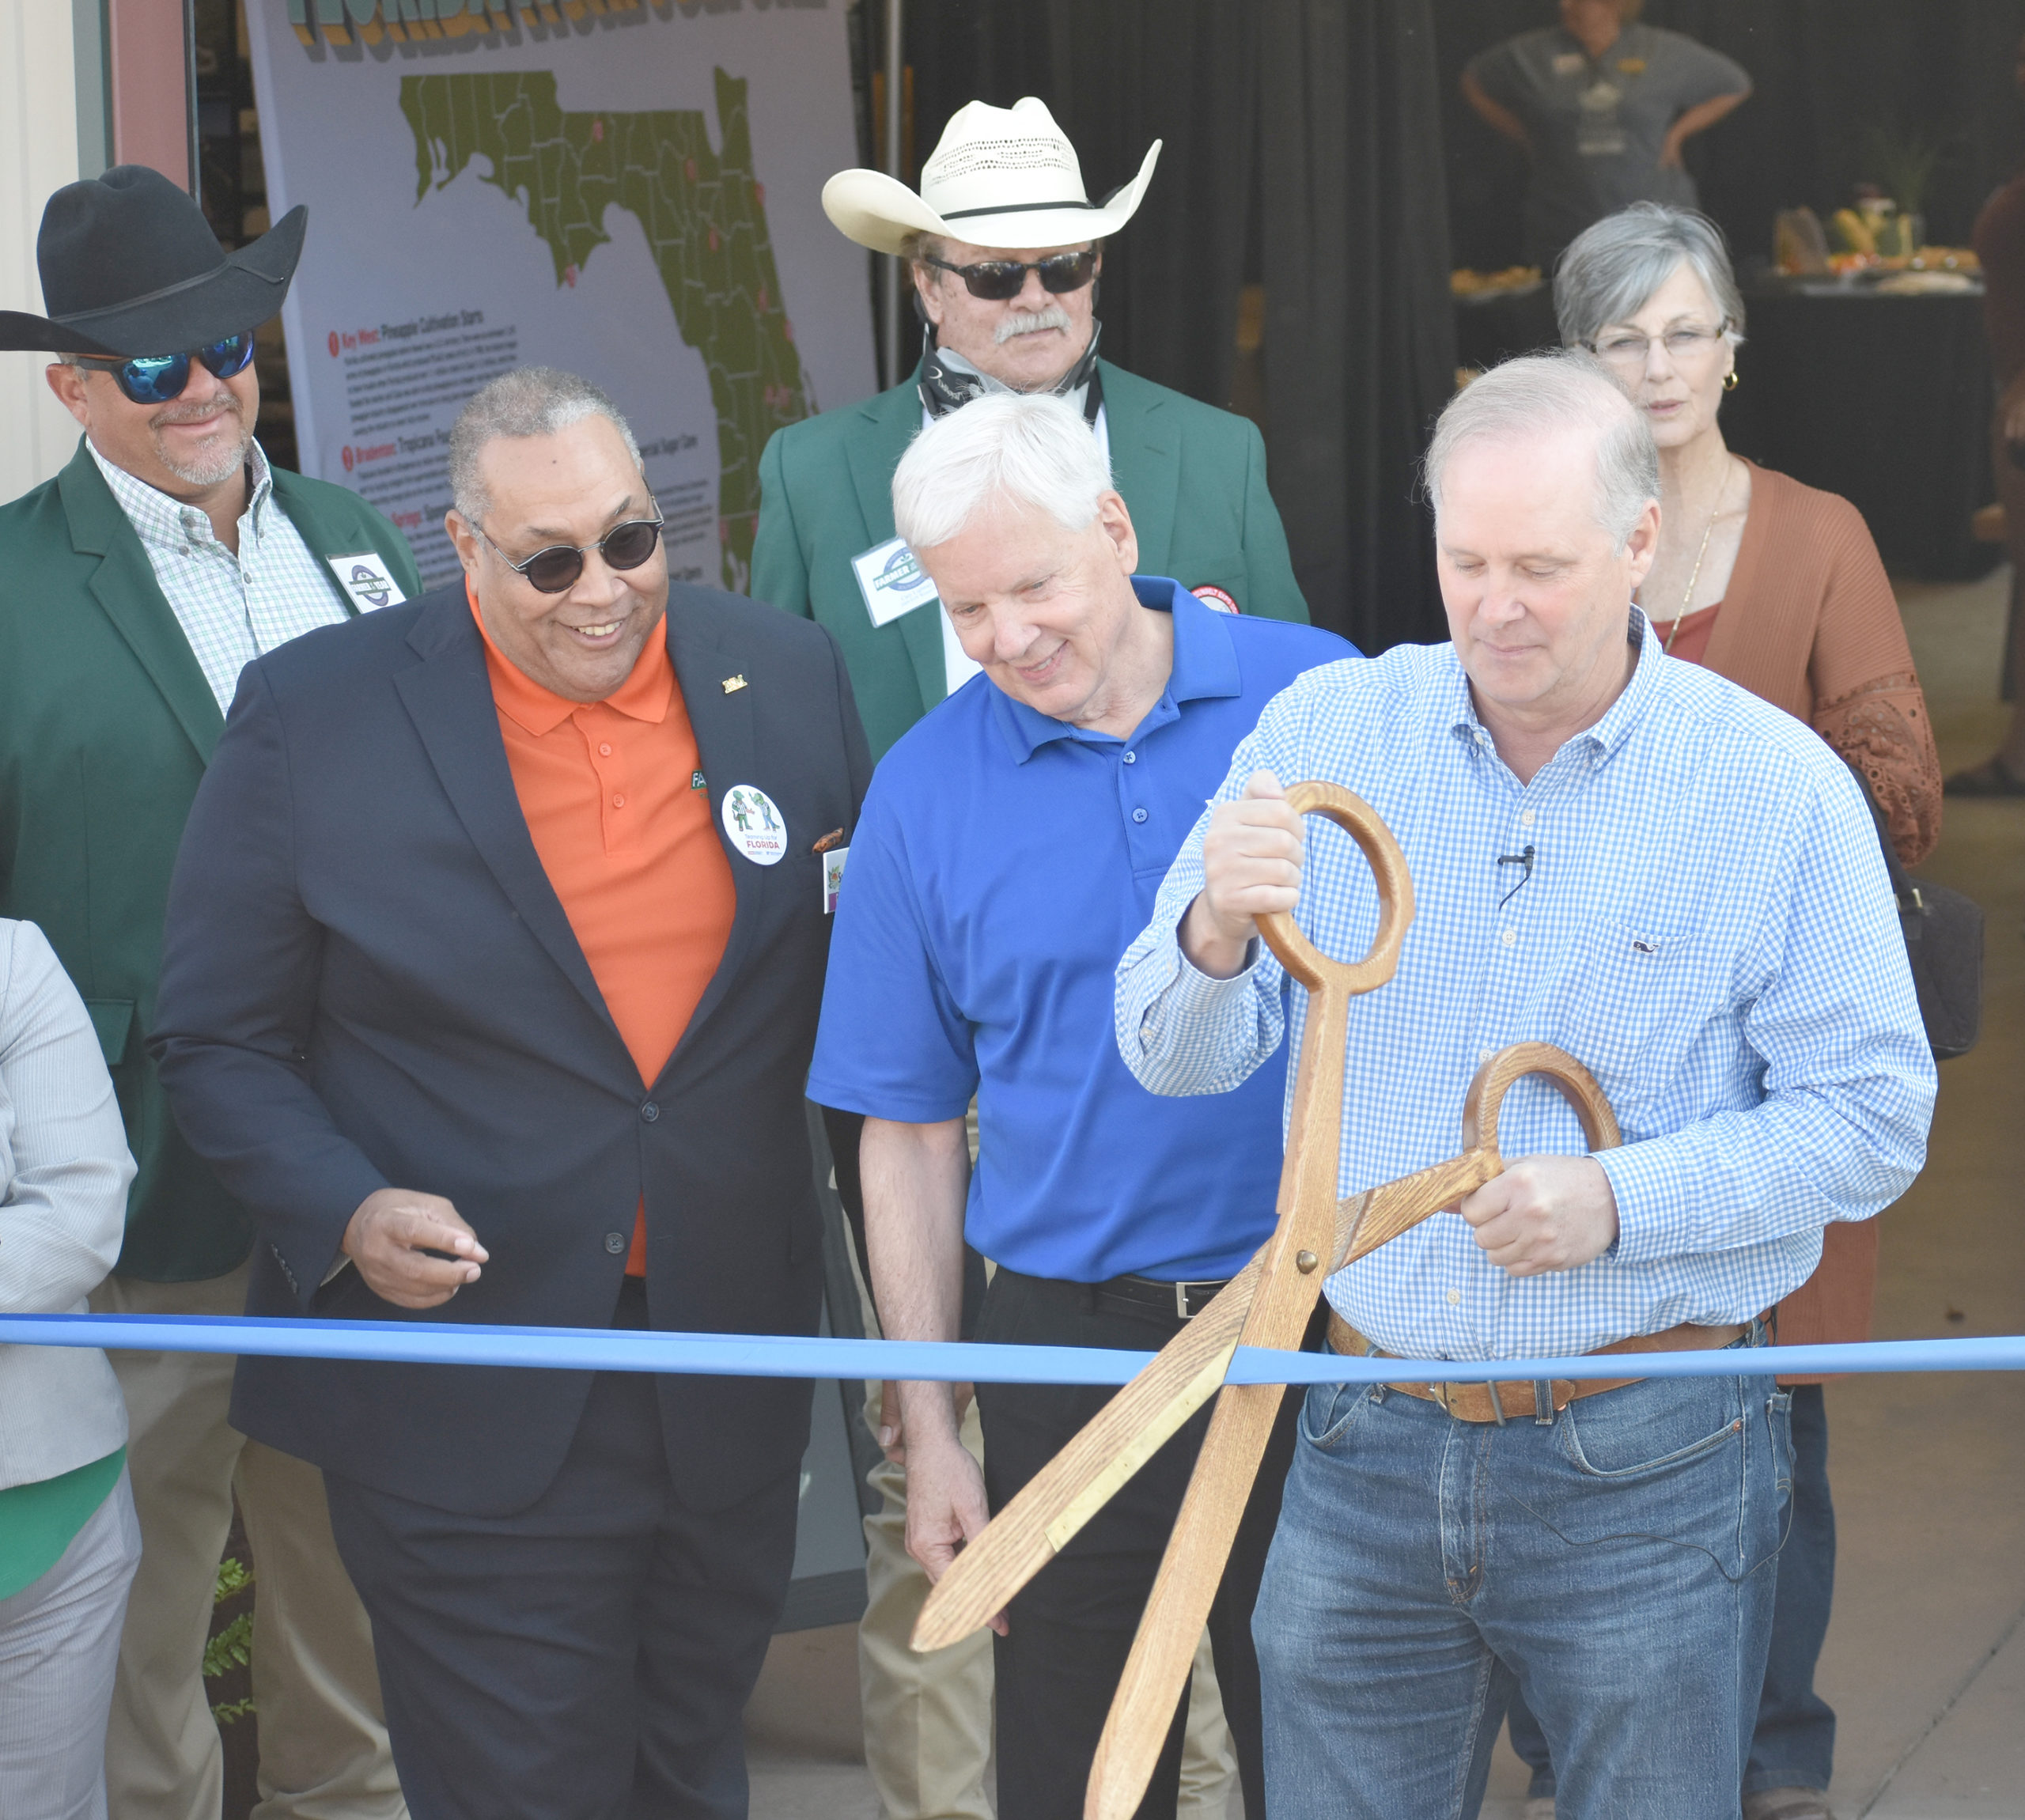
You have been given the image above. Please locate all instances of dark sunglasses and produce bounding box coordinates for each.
[920,249,1098,302]
[70,331,257,406]
[478,515,664,593]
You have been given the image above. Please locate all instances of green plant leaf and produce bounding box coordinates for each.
[213,1556,253,1604]
[202,1610,254,1682]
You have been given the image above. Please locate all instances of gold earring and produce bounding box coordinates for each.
[1723,369,1739,392]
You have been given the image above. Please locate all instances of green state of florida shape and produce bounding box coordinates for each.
[400,67,808,593]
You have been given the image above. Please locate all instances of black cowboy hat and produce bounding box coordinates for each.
[0,165,305,358]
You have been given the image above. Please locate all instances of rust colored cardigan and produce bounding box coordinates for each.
[1696,462,1942,1378]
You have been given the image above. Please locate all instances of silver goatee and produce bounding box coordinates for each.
[151,396,250,488]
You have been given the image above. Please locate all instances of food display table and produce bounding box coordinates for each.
[1453,279,1998,581]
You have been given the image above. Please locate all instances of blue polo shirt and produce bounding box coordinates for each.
[808,577,1356,1281]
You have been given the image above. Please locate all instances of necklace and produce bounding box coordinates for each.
[1656,460,1730,655]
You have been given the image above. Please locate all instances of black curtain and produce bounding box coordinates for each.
[905,0,1454,651]
[1438,1,2025,274]
[905,1,1260,406]
[1259,0,1457,653]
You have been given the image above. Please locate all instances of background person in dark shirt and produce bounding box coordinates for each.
[1463,0,1751,267]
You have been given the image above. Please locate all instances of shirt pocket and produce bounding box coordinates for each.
[1550,920,1704,1118]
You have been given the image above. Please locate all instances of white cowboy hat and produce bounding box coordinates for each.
[823,97,1160,258]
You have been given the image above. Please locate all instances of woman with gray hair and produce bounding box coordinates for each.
[1500,199,1944,1820]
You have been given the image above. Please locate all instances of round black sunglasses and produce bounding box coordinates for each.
[70,331,257,407]
[919,249,1098,302]
[475,516,665,594]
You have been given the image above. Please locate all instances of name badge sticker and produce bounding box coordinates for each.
[721,785,788,865]
[852,535,941,629]
[326,554,407,612]
[822,846,849,914]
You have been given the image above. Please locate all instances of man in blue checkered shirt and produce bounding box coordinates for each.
[1115,354,1934,1820]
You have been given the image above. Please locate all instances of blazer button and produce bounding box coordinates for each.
[641,1099,660,1122]
[604,1232,626,1254]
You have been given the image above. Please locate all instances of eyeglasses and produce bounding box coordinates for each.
[1587,324,1730,372]
[475,515,664,593]
[70,331,257,406]
[919,249,1098,301]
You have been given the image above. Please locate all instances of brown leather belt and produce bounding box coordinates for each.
[1326,1312,1749,1424]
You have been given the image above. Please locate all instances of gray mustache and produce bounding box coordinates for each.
[152,395,244,429]
[994,306,1073,345]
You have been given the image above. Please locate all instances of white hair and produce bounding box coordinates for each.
[448,365,642,524]
[891,392,1111,551]
[1423,351,1659,551]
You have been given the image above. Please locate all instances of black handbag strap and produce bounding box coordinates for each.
[1841,760,1921,910]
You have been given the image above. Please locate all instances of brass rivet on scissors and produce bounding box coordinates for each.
[1295,1250,1319,1273]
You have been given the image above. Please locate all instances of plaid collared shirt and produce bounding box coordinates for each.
[89,439,349,713]
[1115,614,1935,1360]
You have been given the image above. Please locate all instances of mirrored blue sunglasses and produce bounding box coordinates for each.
[71,331,258,406]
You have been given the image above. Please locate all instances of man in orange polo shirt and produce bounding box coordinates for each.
[152,366,872,1820]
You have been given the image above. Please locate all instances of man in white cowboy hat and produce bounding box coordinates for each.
[754,96,1308,1820]
[0,165,415,1820]
[755,95,1309,764]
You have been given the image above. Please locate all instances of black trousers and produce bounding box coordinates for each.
[323,1280,800,1820]
[975,1266,1319,1820]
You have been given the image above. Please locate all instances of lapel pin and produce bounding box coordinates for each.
[812,827,846,854]
[721,673,748,694]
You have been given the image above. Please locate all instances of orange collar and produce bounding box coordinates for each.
[466,576,673,736]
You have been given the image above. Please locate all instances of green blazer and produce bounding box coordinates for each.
[752,358,1308,760]
[0,438,422,1281]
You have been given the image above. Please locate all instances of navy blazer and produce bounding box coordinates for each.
[151,582,871,1516]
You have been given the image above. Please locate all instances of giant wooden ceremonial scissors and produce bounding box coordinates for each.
[910,781,1622,1820]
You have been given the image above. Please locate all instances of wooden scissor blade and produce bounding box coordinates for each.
[1084,963,1357,1818]
[1084,1378,1285,1818]
[909,1255,1262,1654]
[1333,1148,1497,1269]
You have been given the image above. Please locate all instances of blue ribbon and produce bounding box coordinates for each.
[4,1313,2023,1385]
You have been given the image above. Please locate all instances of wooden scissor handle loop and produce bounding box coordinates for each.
[1461,1041,1622,1171]
[1253,781,1415,996]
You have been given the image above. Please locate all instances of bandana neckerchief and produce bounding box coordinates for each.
[918,322,1104,426]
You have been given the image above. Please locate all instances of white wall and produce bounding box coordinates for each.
[0,2,83,505]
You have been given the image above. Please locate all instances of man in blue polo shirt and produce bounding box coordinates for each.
[808,392,1353,1820]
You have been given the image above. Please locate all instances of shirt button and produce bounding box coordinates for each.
[1478,1047,1494,1064]
[1446,1288,1462,1307]
[641,1100,660,1122]
[1520,809,1535,827]
[612,794,626,808]
[604,1232,627,1254]
[1122,751,1137,765]
[1501,929,1516,947]
[1131,807,1148,823]
[600,743,613,757]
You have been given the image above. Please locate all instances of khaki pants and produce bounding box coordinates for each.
[853,1395,1237,1820]
[89,1262,404,1820]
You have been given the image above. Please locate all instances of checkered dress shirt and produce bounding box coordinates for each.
[1116,615,1936,1360]
[89,439,349,713]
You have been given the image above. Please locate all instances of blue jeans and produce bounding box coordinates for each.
[1254,1362,1791,1820]
[1508,1383,1833,1799]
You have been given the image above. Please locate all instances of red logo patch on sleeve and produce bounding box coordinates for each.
[1191,585,1241,615]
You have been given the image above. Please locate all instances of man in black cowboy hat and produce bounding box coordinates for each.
[0,165,416,1820]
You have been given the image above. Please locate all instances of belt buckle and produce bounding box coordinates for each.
[1173,1279,1221,1319]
